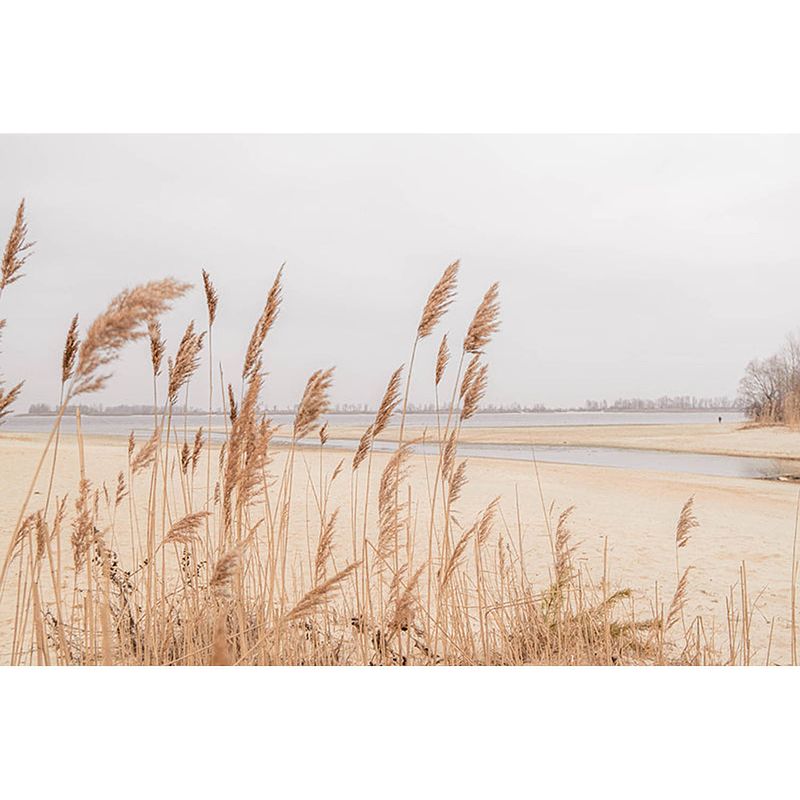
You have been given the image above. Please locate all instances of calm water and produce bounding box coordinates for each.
[3,409,746,438]
[6,409,785,481]
[334,439,800,481]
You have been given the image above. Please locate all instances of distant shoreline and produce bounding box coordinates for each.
[14,407,742,418]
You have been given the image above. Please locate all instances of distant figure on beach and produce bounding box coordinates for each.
[718,416,722,423]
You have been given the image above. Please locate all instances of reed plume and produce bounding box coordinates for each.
[201,269,218,326]
[442,430,457,478]
[71,478,94,571]
[114,472,127,508]
[283,562,359,622]
[676,496,698,549]
[440,525,474,588]
[448,459,468,506]
[435,333,449,386]
[61,315,79,384]
[352,424,373,470]
[319,422,329,445]
[417,260,459,339]
[0,201,34,422]
[377,443,412,567]
[314,508,339,584]
[164,511,211,545]
[243,265,283,380]
[460,360,488,422]
[440,501,498,588]
[1,199,33,292]
[180,441,191,474]
[191,427,204,472]
[131,428,160,474]
[293,368,334,441]
[373,365,403,437]
[464,282,500,354]
[666,567,693,631]
[460,354,480,400]
[148,320,165,377]
[167,321,205,405]
[70,278,190,397]
[554,506,577,587]
[227,384,238,423]
[0,381,23,422]
[210,549,241,601]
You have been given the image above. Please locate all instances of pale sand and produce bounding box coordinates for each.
[2,427,799,663]
[328,421,800,460]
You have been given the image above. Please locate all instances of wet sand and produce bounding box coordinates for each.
[1,427,799,663]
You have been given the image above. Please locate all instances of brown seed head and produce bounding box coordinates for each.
[417,260,459,339]
[352,424,373,470]
[165,511,211,546]
[201,269,218,326]
[71,278,190,397]
[227,383,238,423]
[243,265,283,380]
[191,427,204,472]
[167,321,205,405]
[464,282,500,354]
[61,314,80,384]
[1,199,34,292]
[147,319,165,377]
[435,333,450,386]
[675,496,698,549]
[373,365,403,438]
[460,361,488,422]
[293,367,334,441]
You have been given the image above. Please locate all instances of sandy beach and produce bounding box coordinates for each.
[2,423,799,663]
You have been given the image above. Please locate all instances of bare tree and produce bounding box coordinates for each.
[738,331,800,423]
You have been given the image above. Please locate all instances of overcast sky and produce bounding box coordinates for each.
[1,135,799,411]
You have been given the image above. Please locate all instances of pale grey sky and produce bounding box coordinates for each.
[1,134,799,411]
